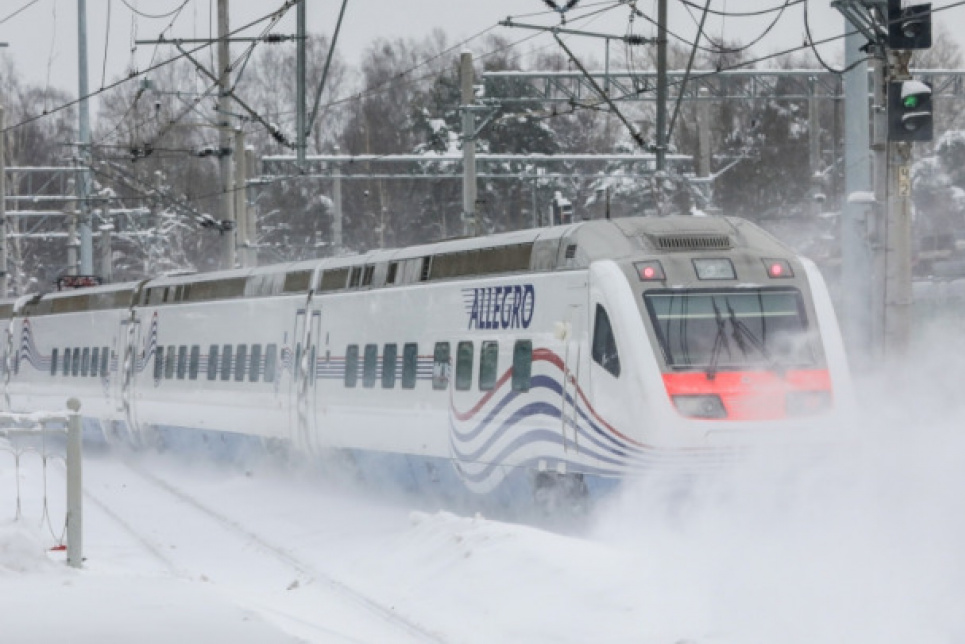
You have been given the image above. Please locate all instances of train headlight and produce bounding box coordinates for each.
[672,394,727,419]
[692,258,736,280]
[634,260,666,281]
[763,258,794,278]
[786,390,832,416]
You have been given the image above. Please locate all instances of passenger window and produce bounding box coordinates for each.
[220,344,232,381]
[402,343,418,389]
[72,348,81,377]
[154,347,163,380]
[344,344,359,388]
[90,347,99,377]
[101,347,109,377]
[456,341,473,391]
[382,343,397,389]
[363,344,377,388]
[50,348,59,376]
[234,344,247,382]
[63,347,71,376]
[512,340,533,392]
[592,304,621,377]
[177,346,188,380]
[432,342,450,390]
[207,345,219,381]
[264,344,277,383]
[81,347,90,377]
[189,346,200,380]
[164,346,175,379]
[479,341,499,391]
[249,344,261,383]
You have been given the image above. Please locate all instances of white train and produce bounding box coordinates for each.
[1,216,852,505]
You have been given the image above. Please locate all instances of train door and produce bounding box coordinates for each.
[558,293,587,453]
[289,302,322,454]
[115,313,141,437]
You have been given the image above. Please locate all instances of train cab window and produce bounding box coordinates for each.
[50,349,59,376]
[81,348,91,377]
[402,343,418,389]
[432,342,450,390]
[264,344,277,383]
[234,344,248,382]
[90,347,99,377]
[154,347,164,380]
[188,345,200,380]
[207,345,219,381]
[479,341,499,391]
[63,348,71,376]
[512,340,533,392]
[381,343,397,389]
[176,346,188,380]
[220,344,232,381]
[72,348,81,377]
[592,304,621,377]
[249,344,262,383]
[100,347,109,377]
[164,346,176,380]
[344,344,359,388]
[362,344,378,388]
[455,341,473,391]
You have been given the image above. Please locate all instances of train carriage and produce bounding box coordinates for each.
[0,215,852,505]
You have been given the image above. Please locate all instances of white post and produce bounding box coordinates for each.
[65,398,82,569]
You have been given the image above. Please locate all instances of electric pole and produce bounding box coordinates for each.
[461,51,478,237]
[0,105,6,298]
[217,0,235,270]
[296,0,306,168]
[77,0,93,275]
[655,0,668,172]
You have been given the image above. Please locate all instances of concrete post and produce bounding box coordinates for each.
[460,52,477,237]
[0,104,6,298]
[217,0,235,270]
[332,147,343,250]
[65,398,82,569]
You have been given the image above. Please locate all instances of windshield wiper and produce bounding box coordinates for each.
[726,300,782,374]
[705,299,730,381]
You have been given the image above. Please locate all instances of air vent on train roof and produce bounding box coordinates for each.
[650,234,732,251]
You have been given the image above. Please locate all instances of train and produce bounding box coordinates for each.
[0,215,853,507]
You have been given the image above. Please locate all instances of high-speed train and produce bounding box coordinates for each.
[0,216,852,505]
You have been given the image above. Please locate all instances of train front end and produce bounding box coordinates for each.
[590,216,853,453]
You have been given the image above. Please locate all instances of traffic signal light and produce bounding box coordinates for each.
[888,0,932,49]
[888,80,933,142]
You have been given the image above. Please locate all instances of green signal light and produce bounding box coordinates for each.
[903,95,920,109]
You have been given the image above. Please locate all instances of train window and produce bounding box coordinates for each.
[249,344,261,383]
[592,304,621,377]
[294,343,303,380]
[386,262,399,285]
[234,344,247,382]
[164,346,176,380]
[101,347,110,377]
[381,343,397,389]
[456,341,473,391]
[207,345,219,381]
[362,344,377,388]
[349,267,362,288]
[188,346,200,380]
[154,347,163,381]
[432,342,450,390]
[50,348,59,376]
[63,347,71,376]
[220,344,232,381]
[344,344,359,388]
[308,346,316,383]
[90,347,99,377]
[362,265,374,287]
[72,348,81,377]
[264,344,277,383]
[176,346,188,380]
[81,348,90,377]
[479,341,499,391]
[512,340,532,392]
[402,343,418,389]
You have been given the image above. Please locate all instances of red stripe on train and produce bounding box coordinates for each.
[662,369,833,421]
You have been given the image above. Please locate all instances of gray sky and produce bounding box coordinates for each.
[1,1,963,119]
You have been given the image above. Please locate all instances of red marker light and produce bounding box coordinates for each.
[762,258,794,278]
[634,261,666,281]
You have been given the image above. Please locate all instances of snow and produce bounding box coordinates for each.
[3,337,965,643]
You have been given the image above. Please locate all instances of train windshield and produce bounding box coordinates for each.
[644,288,816,370]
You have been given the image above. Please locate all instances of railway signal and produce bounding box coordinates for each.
[888,80,933,142]
[888,0,932,50]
